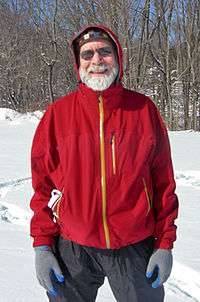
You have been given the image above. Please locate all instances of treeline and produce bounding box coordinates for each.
[0,0,199,130]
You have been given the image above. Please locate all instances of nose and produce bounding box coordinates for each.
[91,51,102,64]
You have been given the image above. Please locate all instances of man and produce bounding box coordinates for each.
[30,24,178,302]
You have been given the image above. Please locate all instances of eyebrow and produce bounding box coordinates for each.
[81,46,112,53]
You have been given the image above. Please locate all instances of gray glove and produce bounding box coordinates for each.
[34,245,65,296]
[146,249,173,288]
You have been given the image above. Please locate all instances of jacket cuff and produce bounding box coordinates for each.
[154,238,174,249]
[32,235,55,247]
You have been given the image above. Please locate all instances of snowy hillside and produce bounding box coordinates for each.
[0,108,200,302]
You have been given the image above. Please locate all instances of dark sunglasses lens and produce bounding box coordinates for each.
[80,50,94,60]
[98,47,112,56]
[80,47,112,60]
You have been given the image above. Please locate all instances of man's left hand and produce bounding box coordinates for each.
[146,249,173,288]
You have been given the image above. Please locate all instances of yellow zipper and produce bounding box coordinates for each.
[110,132,116,175]
[55,196,62,218]
[142,178,152,215]
[99,95,110,249]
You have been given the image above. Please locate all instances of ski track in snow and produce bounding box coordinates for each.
[0,201,31,226]
[175,170,200,189]
[167,261,200,302]
[1,173,200,301]
[167,280,200,302]
[0,176,31,190]
[168,283,199,302]
[0,177,31,225]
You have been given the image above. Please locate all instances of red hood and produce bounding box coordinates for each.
[71,24,123,82]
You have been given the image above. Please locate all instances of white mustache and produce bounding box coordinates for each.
[88,65,108,73]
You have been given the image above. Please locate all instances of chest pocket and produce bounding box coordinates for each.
[111,129,156,177]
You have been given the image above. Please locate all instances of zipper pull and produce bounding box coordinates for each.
[98,94,103,103]
[48,189,62,209]
[110,131,114,144]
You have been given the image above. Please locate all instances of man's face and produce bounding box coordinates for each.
[79,40,119,91]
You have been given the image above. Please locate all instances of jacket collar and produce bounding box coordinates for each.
[78,82,124,111]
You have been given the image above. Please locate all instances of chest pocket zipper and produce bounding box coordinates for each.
[110,132,116,175]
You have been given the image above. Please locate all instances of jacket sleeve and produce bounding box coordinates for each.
[150,103,179,250]
[30,105,60,247]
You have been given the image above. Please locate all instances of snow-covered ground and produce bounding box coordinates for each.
[0,108,200,302]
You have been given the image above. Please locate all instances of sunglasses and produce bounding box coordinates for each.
[80,47,113,60]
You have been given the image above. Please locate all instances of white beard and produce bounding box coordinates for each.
[79,64,119,91]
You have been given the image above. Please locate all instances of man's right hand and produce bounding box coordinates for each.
[34,246,65,296]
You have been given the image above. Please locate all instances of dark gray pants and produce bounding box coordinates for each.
[47,236,164,302]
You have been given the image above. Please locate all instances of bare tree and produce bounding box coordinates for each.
[0,0,199,130]
[174,0,200,130]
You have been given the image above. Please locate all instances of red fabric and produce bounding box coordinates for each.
[30,84,178,249]
[30,25,178,249]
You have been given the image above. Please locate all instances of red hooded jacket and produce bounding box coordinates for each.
[30,25,178,249]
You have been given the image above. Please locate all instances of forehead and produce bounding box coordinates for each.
[80,39,114,52]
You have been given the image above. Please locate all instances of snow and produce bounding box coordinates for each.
[176,170,200,189]
[0,108,200,301]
